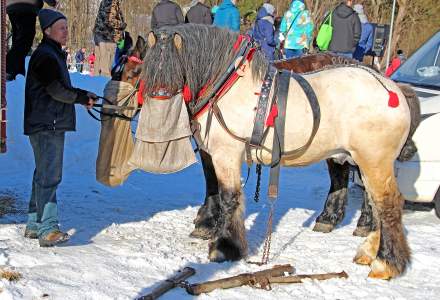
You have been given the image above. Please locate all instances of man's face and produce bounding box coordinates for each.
[347,0,353,7]
[45,19,68,46]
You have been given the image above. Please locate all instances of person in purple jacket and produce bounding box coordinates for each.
[252,3,276,61]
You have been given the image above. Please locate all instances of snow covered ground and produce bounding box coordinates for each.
[1,74,440,299]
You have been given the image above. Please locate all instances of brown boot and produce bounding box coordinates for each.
[39,230,70,247]
[24,228,38,239]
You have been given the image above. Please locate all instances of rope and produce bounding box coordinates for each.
[1,0,7,153]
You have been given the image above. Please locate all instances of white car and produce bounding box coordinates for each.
[356,31,440,218]
[392,31,440,218]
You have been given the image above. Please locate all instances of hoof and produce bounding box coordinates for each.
[312,222,335,233]
[368,259,399,280]
[190,227,212,240]
[354,254,373,265]
[208,238,243,263]
[353,226,371,237]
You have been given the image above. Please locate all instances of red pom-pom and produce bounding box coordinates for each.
[183,85,192,103]
[388,91,399,108]
[265,104,278,127]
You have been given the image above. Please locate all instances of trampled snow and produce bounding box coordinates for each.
[1,74,439,299]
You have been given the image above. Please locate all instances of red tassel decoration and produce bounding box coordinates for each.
[265,104,278,127]
[183,85,192,103]
[388,90,399,108]
[137,79,145,105]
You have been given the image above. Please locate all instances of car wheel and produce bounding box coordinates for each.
[435,187,440,219]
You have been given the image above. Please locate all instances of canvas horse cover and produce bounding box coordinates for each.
[96,80,196,186]
[95,52,357,186]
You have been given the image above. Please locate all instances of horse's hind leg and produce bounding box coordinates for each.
[191,150,220,240]
[313,159,349,233]
[353,188,376,237]
[353,157,410,279]
[208,150,247,262]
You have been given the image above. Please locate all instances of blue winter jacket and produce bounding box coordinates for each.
[353,22,374,61]
[253,7,276,61]
[213,0,240,32]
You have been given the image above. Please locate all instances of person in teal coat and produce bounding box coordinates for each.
[213,0,240,32]
[279,0,313,59]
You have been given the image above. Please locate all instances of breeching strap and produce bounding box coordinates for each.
[1,0,7,153]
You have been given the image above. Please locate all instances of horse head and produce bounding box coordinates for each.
[112,35,147,86]
[142,29,185,97]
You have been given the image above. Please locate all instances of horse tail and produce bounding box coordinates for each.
[397,83,421,161]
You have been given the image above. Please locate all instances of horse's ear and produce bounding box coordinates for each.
[147,31,156,48]
[135,35,147,59]
[173,33,183,51]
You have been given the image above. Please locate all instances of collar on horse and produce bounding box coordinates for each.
[187,34,257,118]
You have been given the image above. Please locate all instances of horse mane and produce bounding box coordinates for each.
[142,24,268,98]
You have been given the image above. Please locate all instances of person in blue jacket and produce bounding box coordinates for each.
[253,4,276,61]
[352,4,373,62]
[213,0,240,32]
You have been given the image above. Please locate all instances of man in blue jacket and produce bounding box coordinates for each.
[213,0,240,32]
[24,9,96,247]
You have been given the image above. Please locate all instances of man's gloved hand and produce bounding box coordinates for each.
[75,89,97,109]
[86,92,98,100]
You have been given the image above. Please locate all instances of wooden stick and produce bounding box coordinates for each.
[186,264,294,295]
[139,267,196,300]
[268,271,348,284]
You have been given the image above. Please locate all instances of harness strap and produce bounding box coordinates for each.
[268,70,290,199]
[190,37,253,117]
[250,65,278,147]
[281,72,320,159]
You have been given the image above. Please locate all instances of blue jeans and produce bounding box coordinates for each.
[333,52,353,59]
[285,48,303,59]
[27,131,65,237]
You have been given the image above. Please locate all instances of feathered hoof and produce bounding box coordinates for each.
[312,222,335,233]
[353,254,373,266]
[353,226,371,237]
[208,238,243,263]
[190,227,212,240]
[368,259,400,280]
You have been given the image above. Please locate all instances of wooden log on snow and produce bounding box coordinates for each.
[138,267,196,300]
[268,271,348,284]
[186,264,295,295]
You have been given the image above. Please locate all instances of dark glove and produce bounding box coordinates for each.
[74,88,94,105]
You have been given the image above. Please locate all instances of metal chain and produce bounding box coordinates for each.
[260,202,274,265]
[254,164,262,202]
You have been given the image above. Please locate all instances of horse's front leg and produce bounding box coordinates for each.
[191,150,220,240]
[208,149,247,262]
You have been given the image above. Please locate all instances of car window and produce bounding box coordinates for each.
[392,31,440,89]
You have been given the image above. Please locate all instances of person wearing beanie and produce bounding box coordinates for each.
[5,0,58,81]
[253,3,276,60]
[24,9,97,247]
[352,4,374,61]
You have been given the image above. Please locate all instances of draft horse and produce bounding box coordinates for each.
[121,25,419,279]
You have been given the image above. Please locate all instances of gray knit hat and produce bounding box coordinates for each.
[38,9,66,31]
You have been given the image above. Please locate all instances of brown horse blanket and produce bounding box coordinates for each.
[96,81,139,186]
